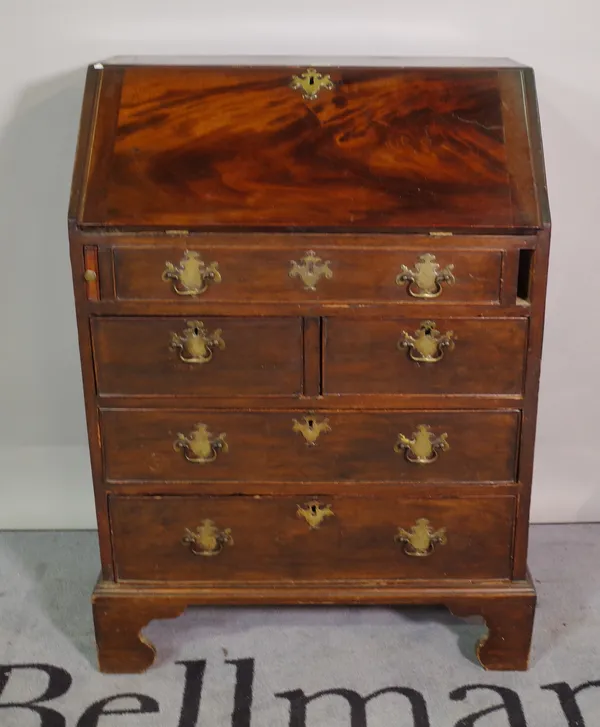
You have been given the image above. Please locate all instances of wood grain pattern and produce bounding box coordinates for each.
[101,408,520,484]
[77,66,541,231]
[324,317,528,396]
[113,245,503,304]
[92,316,303,397]
[109,493,516,582]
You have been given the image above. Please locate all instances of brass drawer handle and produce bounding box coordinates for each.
[289,251,332,291]
[162,250,221,296]
[170,320,225,364]
[394,425,449,464]
[182,519,233,556]
[292,414,331,446]
[395,518,447,557]
[174,423,228,464]
[297,500,334,529]
[399,320,455,363]
[396,253,455,298]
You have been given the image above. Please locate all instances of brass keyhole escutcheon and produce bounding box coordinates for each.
[399,320,455,363]
[297,500,335,530]
[293,415,331,446]
[290,68,335,101]
[289,251,333,291]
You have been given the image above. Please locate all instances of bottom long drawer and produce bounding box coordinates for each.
[109,493,516,583]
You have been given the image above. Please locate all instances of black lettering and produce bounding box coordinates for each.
[77,694,158,726]
[450,684,527,727]
[0,663,71,727]
[542,681,600,727]
[226,658,255,727]
[176,660,207,727]
[276,686,430,727]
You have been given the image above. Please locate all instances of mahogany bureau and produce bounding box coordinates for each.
[68,57,550,673]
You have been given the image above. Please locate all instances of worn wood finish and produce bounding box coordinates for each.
[101,408,520,484]
[69,58,550,673]
[92,316,303,397]
[324,317,528,396]
[109,493,516,582]
[113,245,503,304]
[92,575,536,672]
[77,65,541,232]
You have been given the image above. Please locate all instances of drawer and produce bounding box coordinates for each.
[113,246,503,304]
[92,316,303,397]
[101,409,520,483]
[109,493,516,582]
[324,317,528,396]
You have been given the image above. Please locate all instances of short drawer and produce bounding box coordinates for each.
[92,316,303,397]
[101,409,520,484]
[109,493,516,582]
[324,317,528,396]
[113,245,503,304]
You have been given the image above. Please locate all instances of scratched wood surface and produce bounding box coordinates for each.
[79,65,540,231]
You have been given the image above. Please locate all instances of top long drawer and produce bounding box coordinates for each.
[112,245,504,304]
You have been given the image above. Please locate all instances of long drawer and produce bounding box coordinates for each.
[324,317,528,396]
[101,409,520,483]
[109,493,516,582]
[92,316,303,397]
[113,245,503,304]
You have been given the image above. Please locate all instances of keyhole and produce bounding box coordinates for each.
[309,75,315,86]
[306,418,315,429]
[311,504,318,514]
[424,327,432,336]
[193,326,200,336]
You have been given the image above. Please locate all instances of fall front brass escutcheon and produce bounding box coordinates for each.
[399,321,455,363]
[290,68,335,101]
[292,415,331,446]
[297,501,335,529]
[173,423,228,464]
[289,251,333,291]
[170,320,225,364]
[395,518,447,557]
[162,250,221,296]
[182,519,233,556]
[394,425,449,465]
[396,253,455,298]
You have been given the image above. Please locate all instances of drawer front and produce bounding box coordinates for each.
[92,317,303,397]
[113,246,502,304]
[102,409,520,483]
[324,317,528,396]
[109,493,516,582]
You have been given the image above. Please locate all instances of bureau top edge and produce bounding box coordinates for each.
[69,61,550,233]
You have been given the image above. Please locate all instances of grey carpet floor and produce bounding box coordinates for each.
[0,525,599,726]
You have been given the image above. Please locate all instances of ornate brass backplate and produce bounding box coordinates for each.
[395,253,455,298]
[182,519,233,556]
[173,423,228,464]
[290,68,335,101]
[162,250,221,296]
[394,425,449,465]
[399,320,455,363]
[395,518,447,557]
[170,320,225,364]
[289,251,333,291]
[297,501,335,529]
[292,415,331,446]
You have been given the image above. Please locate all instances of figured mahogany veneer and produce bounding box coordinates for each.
[69,57,550,673]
